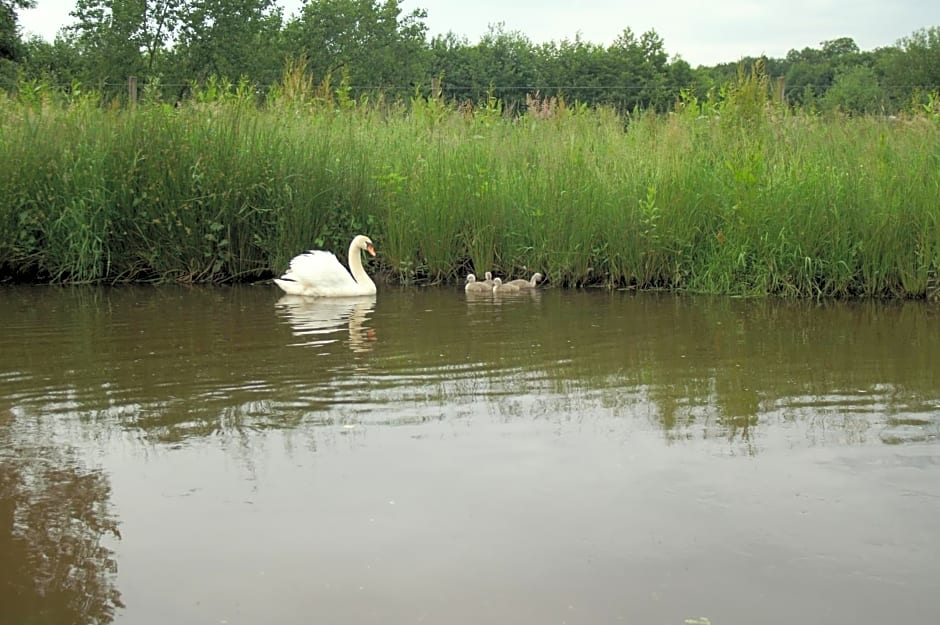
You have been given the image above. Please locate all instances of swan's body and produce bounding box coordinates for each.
[492,277,520,294]
[506,272,543,289]
[275,235,376,297]
[465,273,492,293]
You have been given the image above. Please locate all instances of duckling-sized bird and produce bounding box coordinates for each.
[492,277,520,294]
[505,272,543,289]
[465,274,492,293]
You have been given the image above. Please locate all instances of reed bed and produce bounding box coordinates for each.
[0,83,938,298]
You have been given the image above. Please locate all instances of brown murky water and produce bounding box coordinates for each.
[1,285,939,625]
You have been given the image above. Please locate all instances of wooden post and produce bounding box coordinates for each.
[128,76,138,106]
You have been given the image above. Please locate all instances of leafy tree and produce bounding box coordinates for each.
[607,28,673,111]
[68,0,188,89]
[1,0,35,90]
[283,0,428,97]
[781,38,873,106]
[707,55,783,87]
[2,0,937,115]
[872,45,908,111]
[427,31,479,101]
[821,36,860,59]
[1,0,34,62]
[866,27,940,113]
[533,36,611,106]
[784,45,834,105]
[15,34,84,86]
[171,0,284,89]
[880,26,940,108]
[822,64,885,114]
[668,57,711,103]
[471,23,540,108]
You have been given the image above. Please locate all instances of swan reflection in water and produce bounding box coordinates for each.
[275,294,377,352]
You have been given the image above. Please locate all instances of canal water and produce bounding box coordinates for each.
[1,285,938,625]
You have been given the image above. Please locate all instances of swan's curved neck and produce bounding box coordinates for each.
[348,241,376,289]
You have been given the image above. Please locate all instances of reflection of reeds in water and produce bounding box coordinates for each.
[275,295,377,352]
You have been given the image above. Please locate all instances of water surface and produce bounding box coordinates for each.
[1,285,939,625]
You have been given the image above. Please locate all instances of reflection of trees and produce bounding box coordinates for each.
[0,413,123,625]
[449,292,940,451]
[2,286,938,454]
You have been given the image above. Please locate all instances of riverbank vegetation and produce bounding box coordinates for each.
[1,60,938,297]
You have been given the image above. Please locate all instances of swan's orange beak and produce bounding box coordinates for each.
[366,243,376,257]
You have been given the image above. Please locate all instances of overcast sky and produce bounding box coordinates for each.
[17,0,940,67]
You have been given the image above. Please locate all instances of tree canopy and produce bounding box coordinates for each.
[1,0,35,60]
[2,0,939,115]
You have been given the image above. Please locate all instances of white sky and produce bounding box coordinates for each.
[16,0,940,67]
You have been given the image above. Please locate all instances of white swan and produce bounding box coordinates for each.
[506,272,543,289]
[274,235,376,297]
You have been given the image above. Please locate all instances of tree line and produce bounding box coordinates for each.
[2,0,939,113]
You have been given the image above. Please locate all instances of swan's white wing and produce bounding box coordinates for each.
[273,274,307,295]
[277,250,361,296]
[289,250,356,289]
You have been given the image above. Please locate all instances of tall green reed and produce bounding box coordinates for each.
[1,72,937,298]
